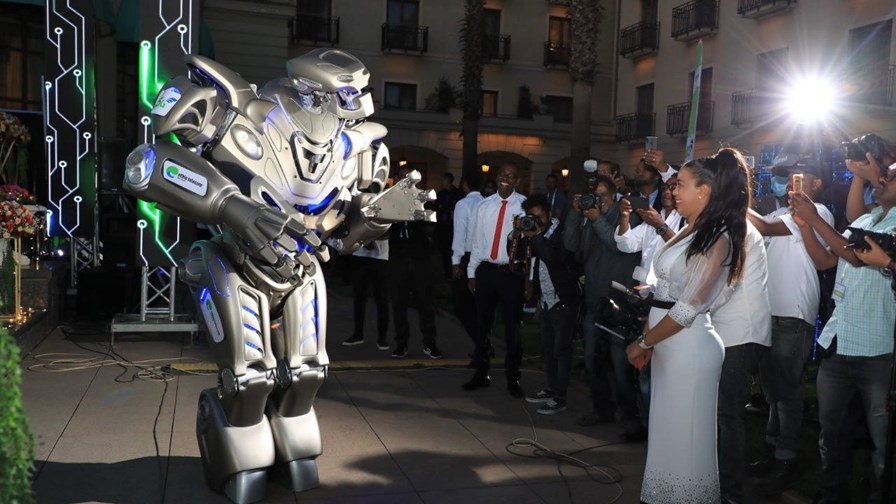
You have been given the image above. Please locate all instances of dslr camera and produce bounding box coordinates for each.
[579,193,602,211]
[841,133,889,175]
[517,214,540,232]
[845,226,896,253]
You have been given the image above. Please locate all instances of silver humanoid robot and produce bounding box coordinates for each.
[122,48,434,504]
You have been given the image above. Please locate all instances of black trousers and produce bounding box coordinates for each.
[451,253,477,343]
[472,262,524,381]
[388,255,436,347]
[350,256,389,341]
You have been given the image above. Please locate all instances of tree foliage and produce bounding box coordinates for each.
[0,324,35,504]
[568,0,604,85]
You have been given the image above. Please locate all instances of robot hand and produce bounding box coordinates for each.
[219,195,321,279]
[361,170,436,223]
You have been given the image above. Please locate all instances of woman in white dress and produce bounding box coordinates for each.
[626,148,751,504]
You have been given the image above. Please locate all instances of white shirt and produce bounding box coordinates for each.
[711,222,772,348]
[764,203,835,324]
[536,218,561,310]
[468,191,526,277]
[451,191,484,265]
[352,239,389,260]
[615,209,683,283]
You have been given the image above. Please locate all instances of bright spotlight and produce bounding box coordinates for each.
[786,77,835,123]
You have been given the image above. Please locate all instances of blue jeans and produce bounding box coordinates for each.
[760,317,814,459]
[718,342,767,502]
[582,307,640,422]
[539,300,578,401]
[817,353,893,503]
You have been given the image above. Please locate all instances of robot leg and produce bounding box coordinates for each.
[181,241,278,503]
[267,257,329,492]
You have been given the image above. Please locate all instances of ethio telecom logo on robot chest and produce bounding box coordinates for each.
[163,160,209,196]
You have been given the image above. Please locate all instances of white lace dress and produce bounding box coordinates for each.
[640,230,730,504]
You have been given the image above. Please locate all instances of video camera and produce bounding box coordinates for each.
[845,227,896,253]
[841,133,890,175]
[596,281,652,343]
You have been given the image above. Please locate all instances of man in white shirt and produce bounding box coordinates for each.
[746,158,835,499]
[712,221,771,504]
[463,163,527,397]
[451,177,484,344]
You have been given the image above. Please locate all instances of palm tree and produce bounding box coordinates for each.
[567,0,604,193]
[459,0,484,185]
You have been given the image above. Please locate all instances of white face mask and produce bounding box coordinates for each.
[770,176,789,198]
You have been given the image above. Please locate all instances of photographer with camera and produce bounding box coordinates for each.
[746,157,835,498]
[514,194,581,415]
[789,154,896,504]
[564,175,643,437]
[842,134,896,223]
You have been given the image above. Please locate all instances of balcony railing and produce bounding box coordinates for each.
[666,101,714,135]
[620,21,660,59]
[381,24,429,53]
[671,0,719,41]
[615,112,655,143]
[290,15,340,45]
[483,34,511,62]
[730,89,780,127]
[843,63,895,107]
[543,41,571,67]
[737,0,795,19]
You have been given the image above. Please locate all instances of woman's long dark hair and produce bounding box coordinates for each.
[683,147,751,285]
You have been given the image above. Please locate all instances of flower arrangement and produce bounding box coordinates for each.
[0,111,31,186]
[0,185,36,204]
[0,201,36,238]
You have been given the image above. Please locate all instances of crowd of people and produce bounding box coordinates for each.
[339,137,896,504]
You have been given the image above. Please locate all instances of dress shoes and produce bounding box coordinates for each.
[755,458,799,498]
[507,380,524,398]
[462,374,490,391]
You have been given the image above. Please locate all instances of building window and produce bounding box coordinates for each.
[482,90,498,117]
[0,5,44,111]
[757,48,789,93]
[636,83,655,135]
[384,82,417,110]
[548,16,570,46]
[387,0,419,27]
[543,95,573,123]
[299,0,330,16]
[641,0,658,23]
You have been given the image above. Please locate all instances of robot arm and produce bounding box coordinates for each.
[124,142,319,279]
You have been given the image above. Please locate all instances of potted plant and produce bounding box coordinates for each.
[0,324,35,503]
[0,112,31,187]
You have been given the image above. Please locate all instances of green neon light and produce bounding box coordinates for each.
[137,200,175,263]
[137,40,178,264]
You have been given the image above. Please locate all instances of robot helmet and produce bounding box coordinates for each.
[286,48,374,120]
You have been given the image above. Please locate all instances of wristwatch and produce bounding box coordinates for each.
[880,259,896,277]
[655,224,670,235]
[636,334,653,350]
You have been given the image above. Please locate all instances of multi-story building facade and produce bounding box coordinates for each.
[203,0,620,192]
[613,0,895,174]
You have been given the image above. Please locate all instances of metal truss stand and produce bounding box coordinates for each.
[70,236,99,288]
[110,266,197,346]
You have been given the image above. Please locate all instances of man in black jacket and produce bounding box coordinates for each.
[519,194,581,414]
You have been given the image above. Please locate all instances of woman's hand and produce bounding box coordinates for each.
[636,206,665,228]
[619,197,632,219]
[855,236,893,268]
[626,342,653,369]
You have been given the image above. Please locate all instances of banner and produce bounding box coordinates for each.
[684,40,703,164]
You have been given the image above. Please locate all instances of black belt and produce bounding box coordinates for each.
[649,299,675,309]
[479,262,520,272]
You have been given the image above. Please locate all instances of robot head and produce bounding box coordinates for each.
[286,48,374,120]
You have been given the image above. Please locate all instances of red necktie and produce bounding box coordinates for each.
[490,200,508,261]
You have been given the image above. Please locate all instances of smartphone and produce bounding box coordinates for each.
[626,195,650,211]
[645,136,658,153]
[744,156,755,170]
[792,173,803,193]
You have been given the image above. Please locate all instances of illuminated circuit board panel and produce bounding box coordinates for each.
[136,0,198,267]
[44,0,97,241]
